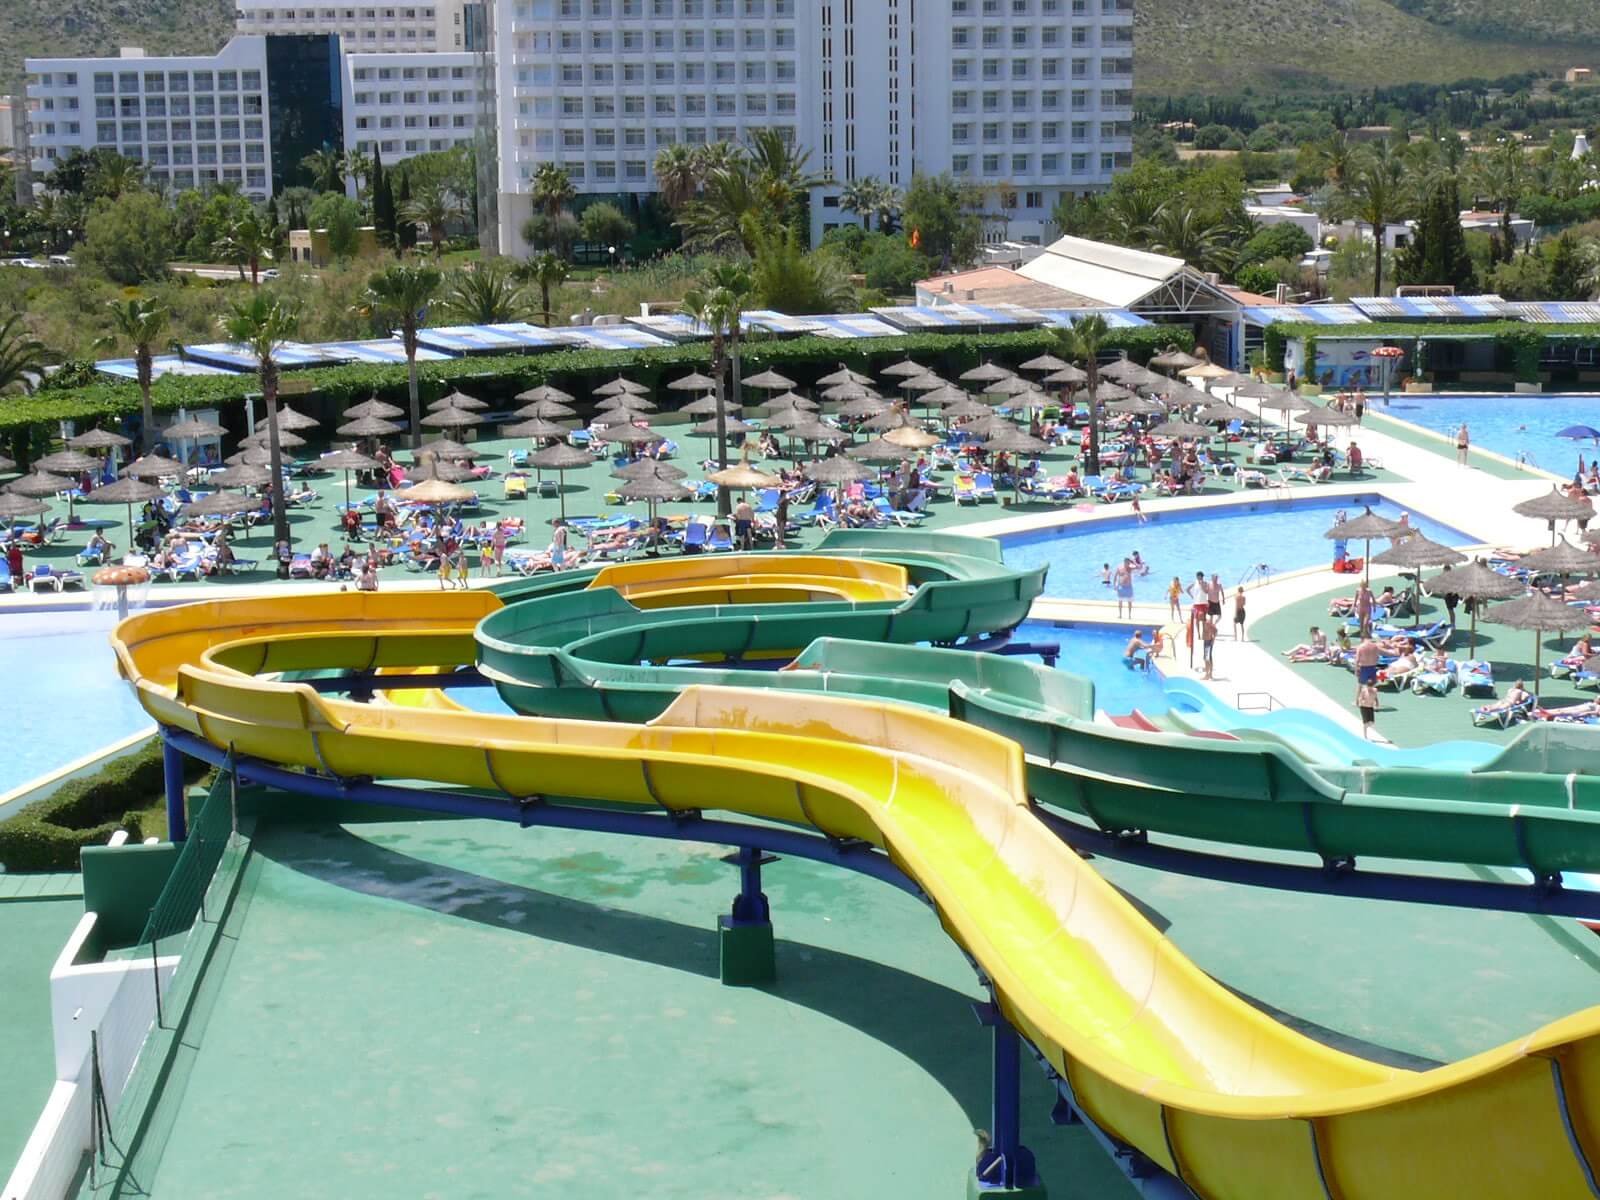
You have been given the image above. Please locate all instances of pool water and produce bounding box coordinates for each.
[1007,620,1170,715]
[1000,494,1481,603]
[1384,393,1600,477]
[452,621,1169,718]
[0,613,152,795]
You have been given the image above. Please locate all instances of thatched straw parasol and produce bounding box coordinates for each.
[529,442,593,520]
[1486,590,1594,697]
[1423,560,1526,655]
[345,396,406,420]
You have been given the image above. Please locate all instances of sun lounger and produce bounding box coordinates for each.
[954,474,979,505]
[1410,666,1456,696]
[972,472,997,502]
[681,522,710,553]
[707,525,734,552]
[1238,469,1271,488]
[1456,659,1495,697]
[503,474,529,500]
[872,496,925,527]
[1473,695,1534,728]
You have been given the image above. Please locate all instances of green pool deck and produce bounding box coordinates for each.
[96,803,1600,1200]
[0,895,84,1174]
[1253,581,1598,747]
[112,812,1134,1200]
[7,430,1407,594]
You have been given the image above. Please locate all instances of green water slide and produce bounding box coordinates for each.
[478,532,1600,880]
[477,530,1048,722]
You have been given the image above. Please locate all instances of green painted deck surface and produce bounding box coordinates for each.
[137,815,1134,1200]
[1253,581,1596,747]
[0,872,84,900]
[126,809,1600,1199]
[0,898,83,1172]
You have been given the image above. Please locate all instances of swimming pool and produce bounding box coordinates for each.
[1007,620,1170,715]
[1000,494,1481,603]
[1382,393,1600,477]
[0,612,153,794]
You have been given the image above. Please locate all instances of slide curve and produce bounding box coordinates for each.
[110,557,1600,1199]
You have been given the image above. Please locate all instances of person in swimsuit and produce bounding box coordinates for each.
[1232,586,1247,641]
[1113,558,1135,618]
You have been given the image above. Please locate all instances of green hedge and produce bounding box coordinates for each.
[0,739,208,872]
[3,324,1193,435]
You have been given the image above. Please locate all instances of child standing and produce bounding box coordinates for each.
[1167,575,1182,621]
[1356,681,1379,740]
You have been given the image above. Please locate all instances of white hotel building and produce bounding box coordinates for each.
[495,0,1133,253]
[28,0,1132,255]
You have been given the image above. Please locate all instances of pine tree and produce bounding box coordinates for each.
[1396,178,1474,293]
[371,147,395,247]
[1548,232,1586,300]
[395,173,417,252]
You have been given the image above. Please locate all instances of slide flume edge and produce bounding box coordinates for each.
[112,581,1600,1200]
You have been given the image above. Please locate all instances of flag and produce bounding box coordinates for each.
[909,228,921,250]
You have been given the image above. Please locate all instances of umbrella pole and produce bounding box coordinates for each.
[1469,608,1478,659]
[1534,631,1543,700]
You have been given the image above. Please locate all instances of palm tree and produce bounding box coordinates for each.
[0,312,49,469]
[95,299,170,451]
[1342,144,1410,296]
[1311,130,1354,191]
[681,263,754,515]
[870,181,904,233]
[399,182,464,256]
[1148,204,1229,274]
[217,209,274,284]
[90,154,145,199]
[1102,184,1163,248]
[677,164,762,254]
[365,263,442,450]
[745,127,831,230]
[653,144,700,210]
[342,149,372,198]
[1054,313,1109,476]
[518,252,570,326]
[531,163,576,222]
[220,292,301,545]
[839,176,880,229]
[442,261,527,324]
[301,146,346,193]
[0,312,47,399]
[747,219,853,313]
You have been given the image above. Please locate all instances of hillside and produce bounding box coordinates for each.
[0,0,231,87]
[1135,0,1598,94]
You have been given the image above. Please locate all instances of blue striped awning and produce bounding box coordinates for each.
[1350,295,1503,320]
[96,354,237,380]
[624,314,716,342]
[562,324,675,350]
[804,313,904,339]
[869,303,1045,331]
[1241,304,1370,326]
[1501,301,1600,325]
[181,341,353,371]
[1035,307,1151,329]
[743,310,827,336]
[319,339,456,365]
[414,323,569,355]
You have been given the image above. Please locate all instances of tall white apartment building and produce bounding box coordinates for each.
[343,52,481,162]
[493,0,1132,254]
[24,39,278,200]
[234,0,471,52]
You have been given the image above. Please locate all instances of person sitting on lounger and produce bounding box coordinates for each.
[1285,626,1331,662]
[1387,650,1420,679]
[1486,681,1533,713]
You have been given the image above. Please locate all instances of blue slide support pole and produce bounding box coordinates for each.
[719,845,776,985]
[163,735,188,843]
[971,1001,1045,1198]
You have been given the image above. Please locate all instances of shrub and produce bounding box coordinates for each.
[0,740,166,871]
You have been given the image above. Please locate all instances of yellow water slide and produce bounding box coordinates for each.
[112,584,1600,1200]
